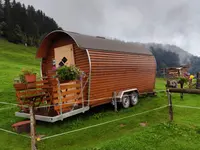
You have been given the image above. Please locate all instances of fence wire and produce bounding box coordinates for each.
[41,105,168,140]
[0,128,30,139]
[1,89,200,141]
[0,89,167,109]
[174,105,200,110]
[0,89,167,139]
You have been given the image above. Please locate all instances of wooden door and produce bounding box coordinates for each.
[54,44,75,68]
[54,44,78,111]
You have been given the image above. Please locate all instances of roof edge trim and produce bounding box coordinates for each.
[36,30,81,58]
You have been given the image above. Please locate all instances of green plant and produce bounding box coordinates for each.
[21,68,36,75]
[179,77,188,84]
[19,74,26,83]
[93,113,104,120]
[178,77,188,87]
[177,77,189,89]
[57,65,82,81]
[14,68,37,83]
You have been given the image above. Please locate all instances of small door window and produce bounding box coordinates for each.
[54,44,75,68]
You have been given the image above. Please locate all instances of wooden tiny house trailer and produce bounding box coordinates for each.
[15,30,156,122]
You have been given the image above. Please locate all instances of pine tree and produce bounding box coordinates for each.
[3,0,14,41]
[13,24,23,43]
[0,0,4,35]
[0,0,3,21]
[0,0,60,45]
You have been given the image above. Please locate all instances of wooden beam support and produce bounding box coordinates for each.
[168,88,200,94]
[167,90,173,121]
[113,91,117,112]
[30,101,37,150]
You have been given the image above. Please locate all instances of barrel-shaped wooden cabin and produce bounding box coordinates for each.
[16,30,156,122]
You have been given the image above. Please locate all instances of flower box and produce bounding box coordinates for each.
[25,74,36,83]
[13,83,26,90]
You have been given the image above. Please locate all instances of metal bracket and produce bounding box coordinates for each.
[15,106,90,123]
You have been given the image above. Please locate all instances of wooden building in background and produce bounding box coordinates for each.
[161,65,190,79]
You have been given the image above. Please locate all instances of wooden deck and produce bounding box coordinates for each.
[13,78,84,115]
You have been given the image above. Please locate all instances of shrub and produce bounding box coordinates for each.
[14,68,37,83]
[178,77,188,84]
[21,68,36,75]
[57,65,82,82]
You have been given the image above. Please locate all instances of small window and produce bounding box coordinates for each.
[62,57,67,63]
[59,61,64,67]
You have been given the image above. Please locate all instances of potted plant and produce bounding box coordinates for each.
[13,74,26,90]
[22,68,37,83]
[56,65,82,83]
[13,69,37,90]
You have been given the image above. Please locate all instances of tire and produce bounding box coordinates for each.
[130,92,139,106]
[121,94,130,108]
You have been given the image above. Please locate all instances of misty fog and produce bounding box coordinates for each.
[17,0,200,56]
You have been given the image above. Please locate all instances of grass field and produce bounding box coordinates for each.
[1,40,200,150]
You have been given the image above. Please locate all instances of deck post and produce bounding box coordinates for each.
[81,77,84,108]
[113,91,117,112]
[167,90,173,121]
[30,101,37,150]
[57,78,63,121]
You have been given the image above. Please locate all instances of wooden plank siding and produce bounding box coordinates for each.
[88,50,156,107]
[39,33,156,110]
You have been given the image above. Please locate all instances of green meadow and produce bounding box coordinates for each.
[1,40,200,150]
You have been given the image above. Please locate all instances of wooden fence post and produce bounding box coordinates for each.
[180,82,184,100]
[180,92,183,100]
[30,101,37,150]
[167,90,173,121]
[113,92,117,112]
[197,72,200,89]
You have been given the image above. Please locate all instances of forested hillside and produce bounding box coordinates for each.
[190,56,200,74]
[146,43,200,75]
[0,0,61,46]
[0,0,199,75]
[150,46,180,70]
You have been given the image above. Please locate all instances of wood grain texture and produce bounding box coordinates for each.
[88,50,156,106]
[40,34,156,111]
[41,35,89,110]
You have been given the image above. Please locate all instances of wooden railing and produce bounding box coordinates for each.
[51,79,83,114]
[14,77,84,115]
[13,79,52,112]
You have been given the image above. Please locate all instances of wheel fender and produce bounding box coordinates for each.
[116,88,139,102]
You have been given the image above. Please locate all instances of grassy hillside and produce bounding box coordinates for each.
[1,40,200,150]
[0,39,40,103]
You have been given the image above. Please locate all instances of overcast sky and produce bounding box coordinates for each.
[17,0,200,56]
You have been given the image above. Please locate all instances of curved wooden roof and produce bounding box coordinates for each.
[37,30,152,58]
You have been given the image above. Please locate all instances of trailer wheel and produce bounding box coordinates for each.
[121,94,130,108]
[130,92,139,106]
